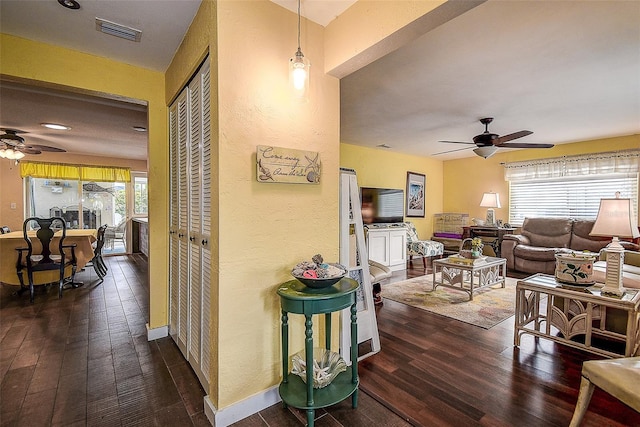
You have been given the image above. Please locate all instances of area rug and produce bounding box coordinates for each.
[380,275,519,329]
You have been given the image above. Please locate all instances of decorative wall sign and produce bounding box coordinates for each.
[406,171,426,217]
[256,145,321,184]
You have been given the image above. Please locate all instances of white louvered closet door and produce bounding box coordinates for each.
[177,89,190,356]
[168,99,181,341]
[198,62,212,385]
[167,58,211,390]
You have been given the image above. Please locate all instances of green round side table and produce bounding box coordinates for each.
[277,278,359,427]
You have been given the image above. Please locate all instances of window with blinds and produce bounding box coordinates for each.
[509,173,638,226]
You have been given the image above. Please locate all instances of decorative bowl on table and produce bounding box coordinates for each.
[290,348,347,388]
[555,251,598,286]
[291,254,347,289]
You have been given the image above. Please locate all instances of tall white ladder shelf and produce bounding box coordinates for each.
[339,168,381,363]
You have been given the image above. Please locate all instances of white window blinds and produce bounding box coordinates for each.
[504,150,639,226]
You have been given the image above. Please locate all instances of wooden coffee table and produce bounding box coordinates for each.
[432,255,506,300]
[514,273,640,358]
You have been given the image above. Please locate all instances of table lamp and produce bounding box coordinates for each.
[480,192,501,226]
[589,194,640,296]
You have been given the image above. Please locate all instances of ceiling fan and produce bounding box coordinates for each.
[0,128,66,159]
[435,118,554,158]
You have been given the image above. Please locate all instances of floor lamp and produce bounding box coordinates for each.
[589,195,640,296]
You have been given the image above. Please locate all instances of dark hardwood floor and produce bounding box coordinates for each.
[2,256,638,426]
[0,254,210,426]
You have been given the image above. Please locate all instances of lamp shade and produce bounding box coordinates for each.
[480,192,501,209]
[590,198,640,238]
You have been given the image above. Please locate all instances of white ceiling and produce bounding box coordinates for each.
[0,1,638,162]
[341,0,640,159]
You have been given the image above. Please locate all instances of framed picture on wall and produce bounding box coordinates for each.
[406,171,426,217]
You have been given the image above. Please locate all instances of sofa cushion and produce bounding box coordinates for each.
[521,217,572,248]
[513,244,570,262]
[570,219,610,252]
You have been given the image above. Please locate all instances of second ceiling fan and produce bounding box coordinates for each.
[435,118,554,158]
[0,128,67,159]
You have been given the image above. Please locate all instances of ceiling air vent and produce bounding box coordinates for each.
[95,17,142,42]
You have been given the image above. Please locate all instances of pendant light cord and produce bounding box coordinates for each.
[297,0,301,50]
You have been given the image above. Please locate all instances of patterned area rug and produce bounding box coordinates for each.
[380,275,518,329]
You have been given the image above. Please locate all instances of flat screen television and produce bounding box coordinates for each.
[360,187,405,224]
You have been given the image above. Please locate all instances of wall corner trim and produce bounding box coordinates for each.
[146,324,169,341]
[204,386,281,426]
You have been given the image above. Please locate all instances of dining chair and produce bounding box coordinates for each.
[15,217,77,303]
[105,218,126,250]
[86,224,108,282]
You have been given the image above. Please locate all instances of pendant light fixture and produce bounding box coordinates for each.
[289,0,310,101]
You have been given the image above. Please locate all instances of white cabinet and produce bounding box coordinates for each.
[366,226,406,271]
[168,58,211,391]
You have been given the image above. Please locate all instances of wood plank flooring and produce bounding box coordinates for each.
[0,255,210,426]
[2,256,639,426]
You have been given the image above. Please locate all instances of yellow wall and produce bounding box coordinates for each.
[340,143,444,238]
[0,153,146,232]
[165,0,340,409]
[215,1,339,408]
[443,134,640,224]
[0,33,168,330]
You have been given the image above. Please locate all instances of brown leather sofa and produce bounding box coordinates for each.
[501,218,613,275]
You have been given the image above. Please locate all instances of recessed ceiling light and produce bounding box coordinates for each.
[132,126,147,132]
[41,123,71,130]
[58,0,80,10]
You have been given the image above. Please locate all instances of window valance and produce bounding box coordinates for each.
[20,161,131,182]
[503,150,640,181]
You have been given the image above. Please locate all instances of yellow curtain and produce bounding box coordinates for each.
[81,165,131,182]
[20,161,131,182]
[20,162,80,180]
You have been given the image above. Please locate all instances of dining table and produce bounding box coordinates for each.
[0,229,97,286]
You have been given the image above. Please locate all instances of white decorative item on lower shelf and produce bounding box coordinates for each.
[290,348,347,389]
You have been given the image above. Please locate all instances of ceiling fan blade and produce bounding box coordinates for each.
[495,142,554,149]
[437,140,475,145]
[28,144,66,152]
[20,147,42,154]
[496,130,533,144]
[432,146,474,155]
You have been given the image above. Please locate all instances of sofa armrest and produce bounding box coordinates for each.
[502,234,531,245]
[501,234,530,271]
[599,250,640,267]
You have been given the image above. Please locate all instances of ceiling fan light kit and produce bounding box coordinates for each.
[437,117,555,158]
[0,128,66,158]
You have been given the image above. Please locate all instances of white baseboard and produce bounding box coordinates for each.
[146,323,168,341]
[204,385,281,426]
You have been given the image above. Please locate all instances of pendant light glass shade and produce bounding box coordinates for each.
[290,48,310,100]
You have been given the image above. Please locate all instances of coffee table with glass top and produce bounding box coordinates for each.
[432,255,506,300]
